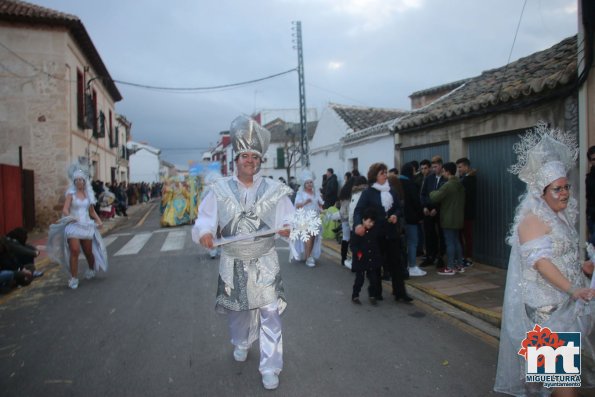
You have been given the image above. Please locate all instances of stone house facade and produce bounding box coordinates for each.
[0,0,124,228]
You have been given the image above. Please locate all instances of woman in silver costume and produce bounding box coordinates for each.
[193,116,294,390]
[47,163,108,290]
[495,123,595,396]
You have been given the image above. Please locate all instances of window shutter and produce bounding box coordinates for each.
[276,147,285,169]
[98,111,106,138]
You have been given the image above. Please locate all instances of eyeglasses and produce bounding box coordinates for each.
[549,184,571,193]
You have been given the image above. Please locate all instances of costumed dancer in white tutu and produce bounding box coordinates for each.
[494,123,595,396]
[291,170,323,267]
[47,162,108,289]
[192,115,294,390]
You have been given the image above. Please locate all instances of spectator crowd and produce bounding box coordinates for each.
[275,158,479,305]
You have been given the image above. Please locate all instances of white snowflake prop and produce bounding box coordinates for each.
[288,208,321,242]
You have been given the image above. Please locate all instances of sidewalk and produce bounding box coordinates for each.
[321,239,504,329]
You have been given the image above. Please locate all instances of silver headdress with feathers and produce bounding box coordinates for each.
[66,160,96,205]
[509,121,578,194]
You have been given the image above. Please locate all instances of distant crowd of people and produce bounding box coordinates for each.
[91,180,163,220]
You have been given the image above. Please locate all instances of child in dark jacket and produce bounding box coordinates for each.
[350,208,382,305]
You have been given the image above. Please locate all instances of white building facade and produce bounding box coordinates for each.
[309,104,406,183]
[128,142,161,183]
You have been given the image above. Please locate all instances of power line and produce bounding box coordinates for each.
[506,0,527,66]
[113,69,297,92]
[0,38,296,92]
[159,147,211,151]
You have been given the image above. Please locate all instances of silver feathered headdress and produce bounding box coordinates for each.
[66,160,96,205]
[300,169,315,184]
[509,121,578,194]
[230,115,270,158]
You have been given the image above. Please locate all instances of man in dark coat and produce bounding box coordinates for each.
[456,157,477,267]
[323,168,339,209]
[420,156,447,267]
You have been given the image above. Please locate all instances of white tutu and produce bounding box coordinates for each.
[65,220,95,240]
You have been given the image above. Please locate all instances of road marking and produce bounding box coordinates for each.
[103,235,118,247]
[134,203,156,228]
[114,233,152,256]
[108,232,131,237]
[161,230,186,252]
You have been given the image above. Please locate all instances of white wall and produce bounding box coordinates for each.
[309,106,349,181]
[309,107,348,149]
[129,149,160,183]
[343,133,395,175]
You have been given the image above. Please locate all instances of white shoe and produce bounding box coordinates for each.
[409,266,427,277]
[85,269,96,280]
[233,346,248,362]
[68,277,79,289]
[344,258,352,270]
[306,257,315,267]
[262,372,279,390]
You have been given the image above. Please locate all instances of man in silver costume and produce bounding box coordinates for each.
[192,115,294,390]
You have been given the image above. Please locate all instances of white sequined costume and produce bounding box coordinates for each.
[495,124,595,396]
[291,189,323,261]
[65,195,96,239]
[47,190,108,274]
[192,174,294,375]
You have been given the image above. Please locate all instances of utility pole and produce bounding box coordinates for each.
[292,21,309,167]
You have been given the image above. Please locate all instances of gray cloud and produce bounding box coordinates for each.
[33,0,577,166]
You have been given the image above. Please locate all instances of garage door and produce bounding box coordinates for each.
[467,131,525,268]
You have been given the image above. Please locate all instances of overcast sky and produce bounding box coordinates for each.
[32,0,578,167]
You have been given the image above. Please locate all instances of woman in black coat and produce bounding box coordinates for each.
[353,162,412,302]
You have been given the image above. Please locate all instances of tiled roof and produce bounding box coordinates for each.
[330,103,408,132]
[0,0,122,101]
[264,118,317,143]
[343,119,396,143]
[393,35,577,132]
[409,78,472,98]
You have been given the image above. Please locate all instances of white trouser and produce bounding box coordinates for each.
[227,302,283,375]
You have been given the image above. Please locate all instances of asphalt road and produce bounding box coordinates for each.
[0,207,504,397]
